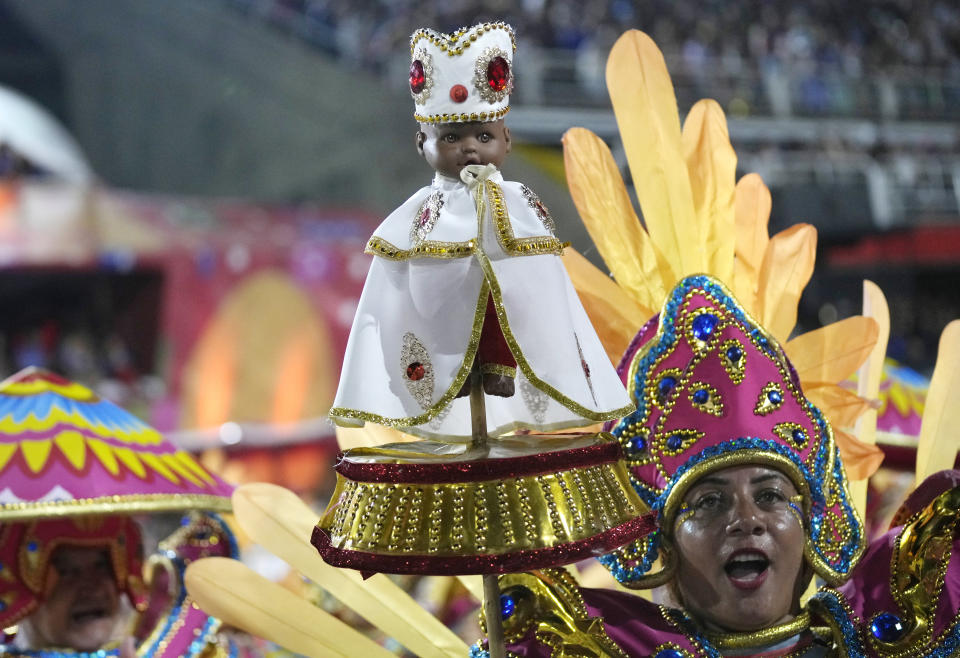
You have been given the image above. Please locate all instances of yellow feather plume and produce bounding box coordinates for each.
[681,99,736,285]
[562,126,672,311]
[563,29,882,480]
[732,173,771,315]
[756,224,817,341]
[606,30,702,279]
[914,320,960,486]
[232,483,469,658]
[850,281,890,511]
[185,558,396,658]
[785,316,879,386]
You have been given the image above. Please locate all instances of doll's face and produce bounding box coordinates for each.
[416,120,511,179]
[672,465,807,633]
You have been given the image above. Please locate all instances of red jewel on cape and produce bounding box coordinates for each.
[406,362,425,381]
[450,84,468,103]
[410,60,425,94]
[487,56,510,91]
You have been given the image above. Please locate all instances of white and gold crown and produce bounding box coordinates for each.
[409,22,515,124]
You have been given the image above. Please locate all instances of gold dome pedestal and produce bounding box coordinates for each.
[315,373,649,658]
[312,432,652,574]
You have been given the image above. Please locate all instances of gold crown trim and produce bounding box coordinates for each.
[410,22,516,57]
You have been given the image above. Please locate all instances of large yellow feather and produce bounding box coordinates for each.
[732,173,771,315]
[850,281,890,510]
[232,483,469,658]
[681,99,736,285]
[805,384,873,429]
[606,30,702,279]
[756,224,817,341]
[185,557,396,658]
[833,429,885,481]
[785,316,879,386]
[914,320,960,486]
[561,248,652,363]
[563,127,671,310]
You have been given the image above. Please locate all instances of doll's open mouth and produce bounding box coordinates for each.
[724,550,769,584]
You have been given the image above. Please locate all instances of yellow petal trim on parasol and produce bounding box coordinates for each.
[851,280,889,508]
[805,384,872,430]
[87,438,120,476]
[681,98,736,286]
[233,483,469,658]
[185,557,396,658]
[53,431,87,470]
[560,248,652,363]
[140,452,180,485]
[756,224,817,341]
[113,446,146,479]
[732,173,771,315]
[161,453,204,487]
[562,126,670,311]
[606,30,702,279]
[20,439,52,474]
[914,320,960,486]
[174,450,216,485]
[833,428,885,481]
[785,316,879,386]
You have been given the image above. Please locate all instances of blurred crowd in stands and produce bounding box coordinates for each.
[232,0,960,71]
[228,0,960,119]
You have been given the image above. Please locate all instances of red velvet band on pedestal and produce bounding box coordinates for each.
[312,512,656,576]
[334,439,622,484]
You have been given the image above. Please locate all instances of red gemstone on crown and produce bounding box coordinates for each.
[406,362,425,381]
[487,56,510,92]
[450,84,468,103]
[410,60,425,94]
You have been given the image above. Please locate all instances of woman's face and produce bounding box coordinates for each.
[672,464,806,632]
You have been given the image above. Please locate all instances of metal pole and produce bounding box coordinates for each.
[483,573,506,658]
[468,365,504,657]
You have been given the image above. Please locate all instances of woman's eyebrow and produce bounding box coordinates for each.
[690,475,730,488]
[750,473,788,485]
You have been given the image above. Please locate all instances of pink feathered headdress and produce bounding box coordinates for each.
[601,275,864,587]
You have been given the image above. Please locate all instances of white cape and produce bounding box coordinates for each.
[330,165,632,440]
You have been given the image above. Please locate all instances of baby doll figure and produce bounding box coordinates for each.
[416,118,516,398]
[329,22,632,441]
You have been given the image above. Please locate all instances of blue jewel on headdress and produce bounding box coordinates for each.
[654,650,685,658]
[500,593,516,620]
[27,541,38,552]
[666,434,683,451]
[0,600,6,611]
[768,390,782,404]
[751,328,771,350]
[629,435,647,453]
[692,313,718,340]
[870,612,904,642]
[726,345,742,362]
[658,376,677,397]
[692,388,709,404]
[792,429,806,444]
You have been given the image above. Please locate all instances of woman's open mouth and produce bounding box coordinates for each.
[724,550,770,590]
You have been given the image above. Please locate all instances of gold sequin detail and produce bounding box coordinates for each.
[319,450,645,557]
